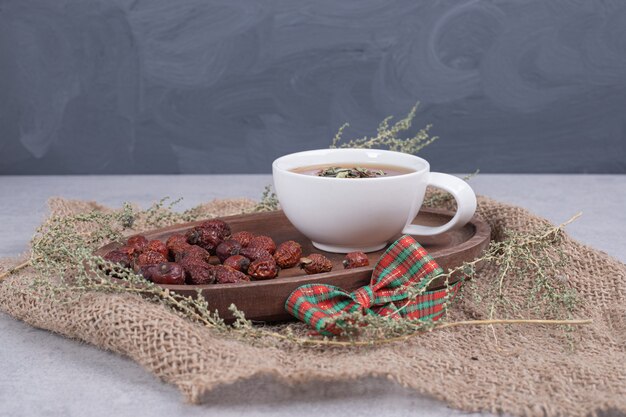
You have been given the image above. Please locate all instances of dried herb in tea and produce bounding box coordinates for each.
[317,166,387,178]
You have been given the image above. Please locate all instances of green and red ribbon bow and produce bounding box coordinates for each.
[285,235,462,336]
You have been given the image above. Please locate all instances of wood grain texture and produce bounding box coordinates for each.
[1,1,625,174]
[95,208,490,321]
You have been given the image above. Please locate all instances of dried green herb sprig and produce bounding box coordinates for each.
[13,196,589,349]
[317,166,386,178]
[330,103,438,154]
[253,185,279,212]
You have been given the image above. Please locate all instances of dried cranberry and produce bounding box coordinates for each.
[248,257,279,280]
[239,247,272,262]
[178,255,205,270]
[174,245,211,263]
[248,235,276,254]
[134,250,168,270]
[215,239,242,263]
[198,219,231,240]
[166,234,189,251]
[273,240,302,269]
[213,265,250,284]
[146,240,168,258]
[223,255,250,272]
[126,235,148,252]
[141,262,185,285]
[300,254,333,275]
[103,248,131,269]
[343,251,369,269]
[230,231,255,247]
[181,260,215,285]
[186,227,222,253]
[166,234,190,258]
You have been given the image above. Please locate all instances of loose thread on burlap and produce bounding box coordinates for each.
[298,319,593,347]
[0,260,30,282]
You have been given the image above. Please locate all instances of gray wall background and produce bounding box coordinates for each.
[1,0,625,175]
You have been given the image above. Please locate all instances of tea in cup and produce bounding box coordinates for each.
[272,149,476,253]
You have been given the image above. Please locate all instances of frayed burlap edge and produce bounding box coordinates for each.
[0,196,625,417]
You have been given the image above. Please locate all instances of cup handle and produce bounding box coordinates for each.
[402,172,477,237]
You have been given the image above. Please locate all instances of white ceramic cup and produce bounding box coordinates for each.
[272,149,477,253]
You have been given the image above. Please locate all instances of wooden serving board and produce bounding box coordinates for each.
[95,208,490,322]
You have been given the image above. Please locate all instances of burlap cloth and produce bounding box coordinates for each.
[1,196,625,417]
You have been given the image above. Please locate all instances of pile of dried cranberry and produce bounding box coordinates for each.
[103,219,370,286]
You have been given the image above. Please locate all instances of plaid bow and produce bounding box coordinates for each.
[285,235,463,336]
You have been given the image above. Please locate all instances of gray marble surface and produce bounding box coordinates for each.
[0,174,624,417]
